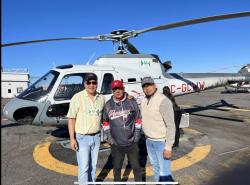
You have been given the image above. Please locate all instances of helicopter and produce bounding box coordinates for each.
[2,11,250,127]
[224,81,250,93]
[224,64,250,93]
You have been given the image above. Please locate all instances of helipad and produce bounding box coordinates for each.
[33,128,211,180]
[2,88,250,185]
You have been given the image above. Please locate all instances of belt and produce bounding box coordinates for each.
[85,132,100,136]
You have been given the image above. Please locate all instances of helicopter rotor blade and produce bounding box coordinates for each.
[1,35,115,47]
[133,11,250,35]
[123,40,140,54]
[2,11,250,47]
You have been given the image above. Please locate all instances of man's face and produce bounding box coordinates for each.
[84,80,97,95]
[142,83,156,96]
[112,87,125,100]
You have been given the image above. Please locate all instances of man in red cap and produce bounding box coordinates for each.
[102,80,142,182]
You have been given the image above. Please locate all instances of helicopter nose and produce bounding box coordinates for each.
[3,98,39,124]
[3,99,15,121]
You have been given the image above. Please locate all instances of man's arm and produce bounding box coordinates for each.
[160,98,176,159]
[66,95,79,151]
[102,103,114,144]
[132,100,142,143]
[68,118,78,151]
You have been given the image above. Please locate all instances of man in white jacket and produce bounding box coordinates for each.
[140,76,175,182]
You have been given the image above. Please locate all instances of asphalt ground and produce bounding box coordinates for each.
[1,87,250,185]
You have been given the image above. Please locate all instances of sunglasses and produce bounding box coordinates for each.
[86,81,97,85]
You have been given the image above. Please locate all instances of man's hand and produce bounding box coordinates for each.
[163,149,172,160]
[70,139,78,151]
[106,137,114,145]
[128,95,135,100]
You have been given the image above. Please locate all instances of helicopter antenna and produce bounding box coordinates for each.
[86,52,96,65]
[48,56,56,68]
[52,61,56,68]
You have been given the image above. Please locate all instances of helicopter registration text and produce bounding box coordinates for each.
[170,81,205,93]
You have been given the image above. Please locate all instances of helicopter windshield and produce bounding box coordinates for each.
[17,70,59,101]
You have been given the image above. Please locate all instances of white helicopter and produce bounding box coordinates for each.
[2,12,250,127]
[224,64,250,93]
[225,81,250,93]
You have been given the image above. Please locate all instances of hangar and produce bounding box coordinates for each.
[1,68,30,98]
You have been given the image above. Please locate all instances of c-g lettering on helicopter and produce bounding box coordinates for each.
[2,12,250,126]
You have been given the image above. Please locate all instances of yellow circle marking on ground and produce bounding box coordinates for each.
[33,136,77,176]
[171,145,211,171]
[33,133,211,178]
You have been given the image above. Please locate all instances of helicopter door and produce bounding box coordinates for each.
[98,71,117,141]
[99,72,117,101]
[39,72,97,125]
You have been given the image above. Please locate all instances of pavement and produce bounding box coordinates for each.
[1,87,250,185]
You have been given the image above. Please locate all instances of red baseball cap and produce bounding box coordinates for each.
[111,80,124,90]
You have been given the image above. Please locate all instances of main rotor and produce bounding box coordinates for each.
[110,30,139,54]
[2,11,250,55]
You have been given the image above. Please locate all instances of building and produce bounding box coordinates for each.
[1,68,30,98]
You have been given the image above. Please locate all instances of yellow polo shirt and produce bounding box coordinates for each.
[67,90,105,134]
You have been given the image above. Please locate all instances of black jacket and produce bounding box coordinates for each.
[102,93,142,146]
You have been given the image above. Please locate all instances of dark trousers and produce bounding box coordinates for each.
[111,143,142,181]
[173,109,182,147]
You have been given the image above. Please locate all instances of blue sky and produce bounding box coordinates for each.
[2,0,250,77]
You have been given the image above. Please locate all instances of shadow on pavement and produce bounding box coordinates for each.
[1,122,24,128]
[208,160,250,185]
[47,126,70,138]
[183,99,244,122]
[96,138,148,182]
[184,99,240,114]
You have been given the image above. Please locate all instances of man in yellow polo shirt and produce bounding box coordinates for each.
[67,73,105,185]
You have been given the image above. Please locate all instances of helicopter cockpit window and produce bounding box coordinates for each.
[54,74,85,100]
[17,70,59,101]
[101,73,114,95]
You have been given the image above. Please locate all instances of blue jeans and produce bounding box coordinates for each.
[76,133,100,185]
[146,139,172,182]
